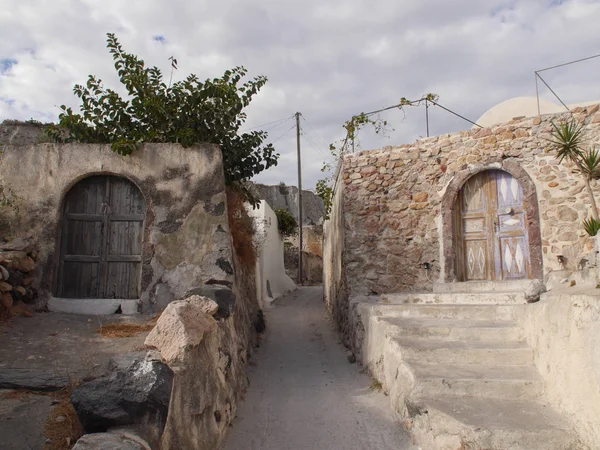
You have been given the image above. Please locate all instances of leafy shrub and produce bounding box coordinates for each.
[274,208,298,238]
[46,33,278,187]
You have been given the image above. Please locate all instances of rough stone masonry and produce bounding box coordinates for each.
[334,104,600,300]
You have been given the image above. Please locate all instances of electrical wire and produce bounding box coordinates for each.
[240,115,294,133]
[268,124,296,146]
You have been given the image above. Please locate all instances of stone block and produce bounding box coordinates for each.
[184,284,236,318]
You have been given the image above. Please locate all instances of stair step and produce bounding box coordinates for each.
[409,395,578,449]
[433,279,540,294]
[408,361,543,398]
[390,337,534,365]
[380,291,527,305]
[372,304,524,321]
[378,317,523,341]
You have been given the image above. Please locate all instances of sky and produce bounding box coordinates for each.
[1,0,600,190]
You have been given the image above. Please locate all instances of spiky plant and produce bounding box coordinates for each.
[548,119,599,220]
[583,217,600,237]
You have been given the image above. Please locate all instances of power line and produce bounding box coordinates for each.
[536,52,600,73]
[300,114,331,150]
[428,100,483,128]
[300,126,329,158]
[240,115,294,133]
[268,124,296,145]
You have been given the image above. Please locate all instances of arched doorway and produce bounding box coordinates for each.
[57,175,146,299]
[453,169,532,281]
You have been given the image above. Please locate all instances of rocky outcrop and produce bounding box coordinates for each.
[255,183,324,226]
[70,351,173,441]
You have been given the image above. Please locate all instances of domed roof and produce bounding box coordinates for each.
[475,97,562,128]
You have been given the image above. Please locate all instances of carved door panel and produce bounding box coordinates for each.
[58,176,146,298]
[493,171,530,280]
[456,170,530,281]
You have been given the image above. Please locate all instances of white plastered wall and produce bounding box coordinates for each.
[246,201,296,308]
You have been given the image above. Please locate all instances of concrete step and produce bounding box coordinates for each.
[389,337,534,366]
[372,303,524,321]
[408,395,579,450]
[408,361,543,399]
[380,291,527,305]
[378,316,523,341]
[433,279,541,294]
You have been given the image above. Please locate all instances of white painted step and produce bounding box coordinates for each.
[371,303,524,321]
[408,395,579,450]
[389,337,534,365]
[380,291,527,305]
[378,316,523,341]
[408,361,543,399]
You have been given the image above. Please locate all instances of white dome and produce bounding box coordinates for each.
[475,97,562,128]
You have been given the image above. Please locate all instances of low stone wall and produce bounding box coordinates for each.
[0,143,232,312]
[521,292,600,448]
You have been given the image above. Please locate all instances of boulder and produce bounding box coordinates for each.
[145,296,217,368]
[0,281,12,292]
[70,351,173,437]
[72,427,151,450]
[0,264,8,280]
[184,284,236,318]
[0,251,35,272]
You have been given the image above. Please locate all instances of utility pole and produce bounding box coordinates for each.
[295,112,303,285]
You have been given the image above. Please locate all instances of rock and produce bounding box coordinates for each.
[145,298,216,368]
[0,367,69,391]
[184,284,236,318]
[0,281,12,292]
[152,283,174,311]
[6,268,24,287]
[0,237,34,253]
[13,286,26,296]
[557,205,578,222]
[72,427,151,450]
[0,251,35,272]
[412,192,429,203]
[70,351,173,435]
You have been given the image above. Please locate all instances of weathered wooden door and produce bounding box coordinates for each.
[455,170,531,281]
[58,176,146,298]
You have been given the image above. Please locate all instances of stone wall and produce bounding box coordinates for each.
[338,104,600,300]
[0,143,233,313]
[521,292,600,448]
[323,166,347,333]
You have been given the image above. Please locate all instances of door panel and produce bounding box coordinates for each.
[59,176,145,299]
[456,170,531,281]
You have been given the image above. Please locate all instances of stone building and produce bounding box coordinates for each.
[326,103,600,304]
[323,101,600,448]
[0,139,235,314]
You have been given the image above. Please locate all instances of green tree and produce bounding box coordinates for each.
[46,33,278,188]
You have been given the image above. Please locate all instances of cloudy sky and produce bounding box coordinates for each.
[1,0,600,189]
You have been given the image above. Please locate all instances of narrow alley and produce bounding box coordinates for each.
[224,286,416,450]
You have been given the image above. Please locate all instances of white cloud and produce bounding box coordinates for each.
[1,0,600,189]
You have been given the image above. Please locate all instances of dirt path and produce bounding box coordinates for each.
[224,286,415,450]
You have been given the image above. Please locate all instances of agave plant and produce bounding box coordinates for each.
[548,119,599,220]
[583,217,600,237]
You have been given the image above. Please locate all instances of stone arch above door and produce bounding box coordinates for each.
[441,161,542,282]
[56,175,147,299]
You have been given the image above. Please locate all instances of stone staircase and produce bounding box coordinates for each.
[352,285,583,450]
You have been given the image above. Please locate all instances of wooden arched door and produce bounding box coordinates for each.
[454,170,531,281]
[58,176,146,299]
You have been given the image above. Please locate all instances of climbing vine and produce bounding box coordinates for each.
[274,208,298,238]
[316,94,439,217]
